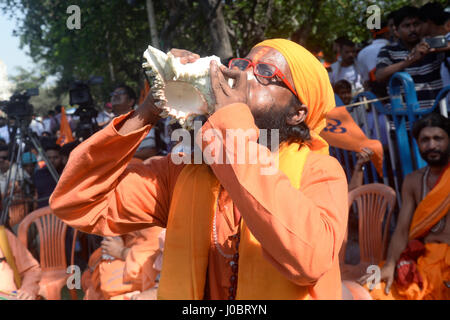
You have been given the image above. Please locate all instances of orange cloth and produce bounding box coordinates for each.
[56,106,74,146]
[369,243,449,300]
[83,226,163,300]
[368,166,450,300]
[0,225,21,288]
[0,227,41,298]
[158,143,311,300]
[50,102,348,299]
[255,39,335,154]
[409,164,450,240]
[320,106,384,176]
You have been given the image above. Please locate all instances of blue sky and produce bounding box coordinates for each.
[0,11,34,77]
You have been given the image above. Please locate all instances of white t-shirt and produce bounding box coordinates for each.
[330,61,364,93]
[356,39,390,82]
[42,118,52,133]
[0,125,9,144]
[29,119,45,136]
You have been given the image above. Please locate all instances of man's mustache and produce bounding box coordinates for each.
[422,149,445,158]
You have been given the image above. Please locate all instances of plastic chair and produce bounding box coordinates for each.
[340,183,396,280]
[350,183,396,264]
[17,206,73,300]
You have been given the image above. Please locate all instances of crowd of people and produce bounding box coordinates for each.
[0,3,449,301]
[330,3,450,109]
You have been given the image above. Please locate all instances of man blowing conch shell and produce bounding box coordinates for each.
[49,39,349,300]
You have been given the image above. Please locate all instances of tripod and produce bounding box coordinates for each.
[0,117,60,227]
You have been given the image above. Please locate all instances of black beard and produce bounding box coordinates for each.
[420,149,450,167]
[252,105,292,152]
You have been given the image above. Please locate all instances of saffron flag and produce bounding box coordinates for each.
[56,106,74,146]
[320,106,384,176]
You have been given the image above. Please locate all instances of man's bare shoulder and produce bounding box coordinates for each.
[404,167,427,185]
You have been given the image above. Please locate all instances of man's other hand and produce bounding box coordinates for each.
[407,41,431,64]
[101,236,125,260]
[355,147,373,171]
[169,48,200,64]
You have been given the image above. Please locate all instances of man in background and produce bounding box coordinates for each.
[110,84,159,160]
[330,38,364,94]
[376,5,446,109]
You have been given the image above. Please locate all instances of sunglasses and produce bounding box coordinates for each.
[0,156,8,160]
[228,58,299,100]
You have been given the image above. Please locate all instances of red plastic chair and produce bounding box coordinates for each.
[17,206,73,300]
[340,183,396,280]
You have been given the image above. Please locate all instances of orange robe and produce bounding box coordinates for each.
[0,228,41,299]
[82,226,163,300]
[50,103,348,299]
[369,166,450,300]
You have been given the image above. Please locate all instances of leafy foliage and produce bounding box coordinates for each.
[1,0,447,106]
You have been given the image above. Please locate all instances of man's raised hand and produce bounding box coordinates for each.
[169,48,200,64]
[210,60,247,111]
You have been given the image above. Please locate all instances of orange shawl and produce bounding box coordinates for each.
[409,164,450,240]
[157,143,311,299]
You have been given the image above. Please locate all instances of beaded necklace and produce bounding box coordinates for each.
[212,187,241,300]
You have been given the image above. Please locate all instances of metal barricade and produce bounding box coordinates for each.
[329,72,450,208]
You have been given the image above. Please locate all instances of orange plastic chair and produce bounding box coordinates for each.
[340,183,396,280]
[350,183,396,264]
[17,206,73,300]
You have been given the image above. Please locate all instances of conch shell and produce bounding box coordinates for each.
[142,45,222,128]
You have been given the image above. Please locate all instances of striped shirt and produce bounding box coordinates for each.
[376,40,445,108]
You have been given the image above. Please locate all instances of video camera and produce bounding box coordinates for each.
[0,88,39,127]
[69,76,103,140]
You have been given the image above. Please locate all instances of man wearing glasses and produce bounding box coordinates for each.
[110,84,159,160]
[51,39,349,299]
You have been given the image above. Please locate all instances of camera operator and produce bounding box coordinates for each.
[110,85,159,160]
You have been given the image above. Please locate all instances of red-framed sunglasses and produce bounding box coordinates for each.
[228,58,299,99]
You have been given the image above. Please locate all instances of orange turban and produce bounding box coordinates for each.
[254,39,335,153]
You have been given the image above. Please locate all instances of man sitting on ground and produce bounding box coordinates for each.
[359,113,449,300]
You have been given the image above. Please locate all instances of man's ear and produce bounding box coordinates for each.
[286,104,308,126]
[393,26,400,39]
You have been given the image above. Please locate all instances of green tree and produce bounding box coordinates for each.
[2,0,447,102]
[9,66,46,92]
